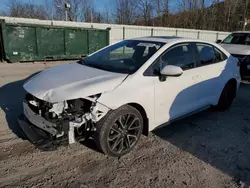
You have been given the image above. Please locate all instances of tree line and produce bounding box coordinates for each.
[1,0,250,32]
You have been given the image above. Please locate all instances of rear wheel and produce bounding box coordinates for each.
[216,82,236,111]
[95,105,143,157]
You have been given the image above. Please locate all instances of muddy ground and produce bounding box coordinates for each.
[0,62,250,188]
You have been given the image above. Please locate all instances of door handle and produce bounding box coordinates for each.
[192,75,201,80]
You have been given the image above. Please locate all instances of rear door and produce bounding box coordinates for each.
[194,43,228,105]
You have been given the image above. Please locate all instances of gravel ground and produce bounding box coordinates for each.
[0,62,250,188]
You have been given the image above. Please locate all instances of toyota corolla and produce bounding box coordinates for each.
[18,36,241,157]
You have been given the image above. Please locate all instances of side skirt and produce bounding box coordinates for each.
[154,105,211,131]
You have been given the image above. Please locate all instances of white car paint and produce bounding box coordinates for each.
[97,37,241,131]
[160,65,183,76]
[24,63,127,103]
[23,37,241,134]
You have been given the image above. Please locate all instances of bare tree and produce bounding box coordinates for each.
[178,0,193,28]
[153,0,168,26]
[102,5,113,23]
[243,0,249,30]
[162,0,169,26]
[3,0,49,19]
[53,0,100,22]
[53,0,83,21]
[1,0,250,31]
[136,0,154,26]
[112,0,137,25]
[223,0,243,31]
[154,0,162,25]
[82,0,93,22]
[207,0,221,30]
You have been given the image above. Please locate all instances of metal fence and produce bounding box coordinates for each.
[107,26,230,44]
[0,16,231,45]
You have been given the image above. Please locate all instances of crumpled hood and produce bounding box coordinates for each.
[220,43,250,55]
[24,63,127,103]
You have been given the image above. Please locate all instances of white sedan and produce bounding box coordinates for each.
[18,36,241,157]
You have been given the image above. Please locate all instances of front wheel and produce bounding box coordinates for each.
[94,105,143,157]
[215,82,236,111]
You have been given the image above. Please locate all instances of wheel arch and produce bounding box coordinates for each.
[219,78,237,100]
[215,77,238,110]
[128,103,149,136]
[227,78,237,94]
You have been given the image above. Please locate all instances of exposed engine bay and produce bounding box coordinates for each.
[23,93,110,145]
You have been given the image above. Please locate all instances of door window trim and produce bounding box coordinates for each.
[143,42,198,76]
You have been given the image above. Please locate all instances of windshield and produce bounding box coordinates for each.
[80,40,165,74]
[222,33,250,45]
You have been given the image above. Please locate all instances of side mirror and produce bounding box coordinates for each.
[216,39,222,43]
[160,65,183,77]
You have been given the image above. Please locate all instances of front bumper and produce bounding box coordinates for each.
[23,101,58,136]
[18,114,68,150]
[18,101,68,149]
[19,98,110,147]
[18,114,51,145]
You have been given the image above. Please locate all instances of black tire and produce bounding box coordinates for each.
[94,105,143,157]
[216,82,236,111]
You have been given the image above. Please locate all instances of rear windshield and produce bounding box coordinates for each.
[222,33,250,45]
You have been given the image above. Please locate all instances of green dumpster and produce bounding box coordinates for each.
[0,21,110,63]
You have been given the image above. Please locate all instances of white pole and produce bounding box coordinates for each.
[52,8,53,20]
[64,3,70,21]
[65,9,68,21]
[91,9,93,23]
[51,0,53,25]
[243,18,247,31]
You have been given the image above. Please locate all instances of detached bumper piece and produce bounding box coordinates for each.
[18,114,50,144]
[17,114,68,151]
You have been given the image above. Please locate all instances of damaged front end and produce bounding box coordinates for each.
[18,93,110,149]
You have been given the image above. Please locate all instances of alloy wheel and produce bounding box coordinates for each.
[107,113,141,154]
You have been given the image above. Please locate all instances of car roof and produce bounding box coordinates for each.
[131,36,210,43]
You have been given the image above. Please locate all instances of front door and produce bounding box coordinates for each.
[152,43,204,126]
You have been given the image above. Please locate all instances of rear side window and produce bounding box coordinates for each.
[196,43,227,66]
[214,47,227,62]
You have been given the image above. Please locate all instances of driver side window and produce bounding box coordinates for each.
[151,43,195,73]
